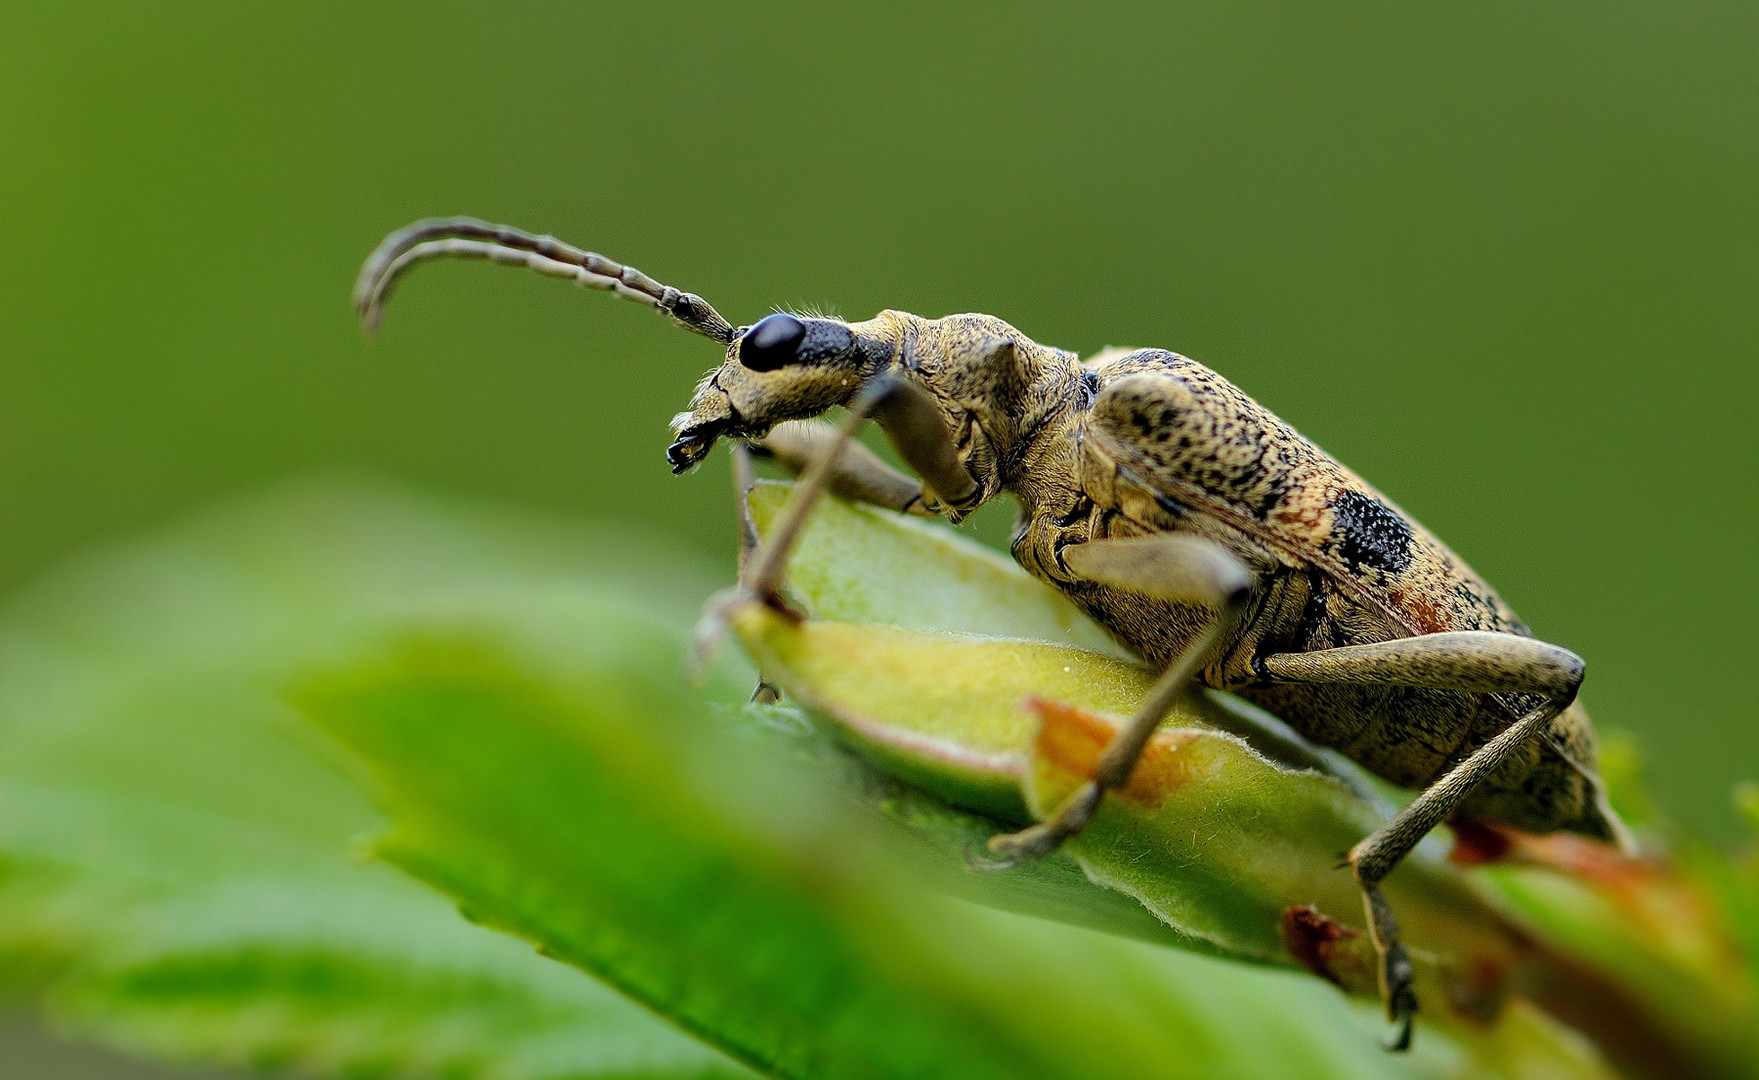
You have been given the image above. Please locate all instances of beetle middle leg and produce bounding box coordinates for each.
[747,420,935,517]
[1256,631,1586,1048]
[700,372,977,664]
[978,533,1254,866]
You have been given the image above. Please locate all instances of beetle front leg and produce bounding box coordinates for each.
[748,420,932,516]
[978,534,1254,867]
[729,443,783,704]
[697,373,973,663]
[736,373,971,607]
[1257,631,1586,1049]
[694,394,876,670]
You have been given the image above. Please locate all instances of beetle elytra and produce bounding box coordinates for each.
[356,217,1634,1049]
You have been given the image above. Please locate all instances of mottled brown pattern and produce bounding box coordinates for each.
[1031,350,1604,837]
[671,316,1614,841]
[1071,353,1604,835]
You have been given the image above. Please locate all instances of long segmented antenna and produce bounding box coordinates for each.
[354,217,736,343]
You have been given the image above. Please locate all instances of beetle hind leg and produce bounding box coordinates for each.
[1259,630,1588,1048]
[1359,882,1419,1050]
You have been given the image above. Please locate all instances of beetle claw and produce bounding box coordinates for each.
[688,586,804,682]
[963,838,1028,873]
[1383,991,1416,1052]
[687,587,749,681]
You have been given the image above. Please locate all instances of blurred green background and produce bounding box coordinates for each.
[4,0,1755,823]
[0,0,1753,998]
[3,2,1756,1074]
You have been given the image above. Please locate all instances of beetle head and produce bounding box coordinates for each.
[667,312,898,471]
[349,220,1067,489]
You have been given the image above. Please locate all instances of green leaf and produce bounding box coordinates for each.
[731,608,1515,1012]
[733,483,1753,1080]
[291,480,1641,1080]
[745,480,1123,654]
[743,480,1372,798]
[1474,841,1759,1078]
[734,486,1465,966]
[0,480,753,1079]
[4,474,1741,1080]
[299,620,1497,1080]
[732,614,1157,820]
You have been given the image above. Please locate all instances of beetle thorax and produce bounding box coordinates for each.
[884,311,1086,509]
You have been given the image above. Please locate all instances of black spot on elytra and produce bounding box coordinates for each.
[1331,490,1414,574]
[1254,477,1287,520]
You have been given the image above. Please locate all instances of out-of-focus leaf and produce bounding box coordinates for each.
[0,480,753,1079]
[298,619,1510,1080]
[1727,783,1759,974]
[1475,836,1759,1079]
[1735,783,1759,837]
[1490,741,1758,1076]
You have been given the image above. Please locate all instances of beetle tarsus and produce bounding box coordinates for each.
[975,781,1103,870]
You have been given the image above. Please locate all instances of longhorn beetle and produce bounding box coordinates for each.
[356,217,1633,1049]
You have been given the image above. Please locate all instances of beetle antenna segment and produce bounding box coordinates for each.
[354,217,736,343]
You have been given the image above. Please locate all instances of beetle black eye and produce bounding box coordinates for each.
[739,313,807,371]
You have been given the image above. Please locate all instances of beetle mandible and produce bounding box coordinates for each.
[356,217,1633,1049]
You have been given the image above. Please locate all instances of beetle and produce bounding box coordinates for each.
[355,217,1633,1049]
